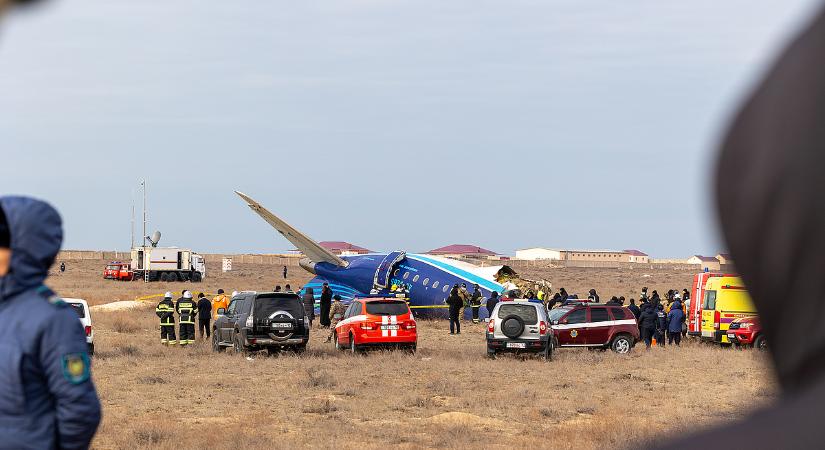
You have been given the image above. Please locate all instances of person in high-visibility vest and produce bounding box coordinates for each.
[156,292,177,345]
[176,291,197,346]
[211,289,229,320]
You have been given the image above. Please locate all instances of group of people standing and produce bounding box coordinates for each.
[629,287,689,349]
[155,290,214,345]
[445,283,501,334]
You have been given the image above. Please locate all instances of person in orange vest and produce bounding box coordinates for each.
[212,289,229,320]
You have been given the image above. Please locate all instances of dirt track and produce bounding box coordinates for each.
[46,260,775,449]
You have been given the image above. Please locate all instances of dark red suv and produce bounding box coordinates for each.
[548,304,639,353]
[726,316,766,350]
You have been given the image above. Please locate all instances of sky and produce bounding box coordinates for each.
[1,0,820,257]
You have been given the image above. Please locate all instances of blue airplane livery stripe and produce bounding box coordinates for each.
[407,254,503,293]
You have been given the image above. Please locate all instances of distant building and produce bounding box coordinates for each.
[716,253,734,265]
[307,241,373,256]
[687,255,721,271]
[515,247,650,263]
[426,244,497,260]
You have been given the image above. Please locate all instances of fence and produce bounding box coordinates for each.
[58,250,303,266]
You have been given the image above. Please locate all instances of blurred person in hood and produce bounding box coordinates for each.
[0,197,101,449]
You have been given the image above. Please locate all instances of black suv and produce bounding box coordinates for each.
[212,291,310,355]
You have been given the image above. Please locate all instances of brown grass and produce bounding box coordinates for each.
[45,259,777,449]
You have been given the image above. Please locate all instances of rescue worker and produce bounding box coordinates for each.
[458,283,470,320]
[486,291,500,317]
[302,287,315,327]
[470,284,482,323]
[326,295,347,342]
[640,287,649,302]
[587,288,599,303]
[211,288,229,320]
[655,303,667,347]
[176,291,197,346]
[637,301,657,349]
[320,283,333,328]
[447,284,462,334]
[0,196,101,449]
[605,296,621,306]
[628,298,641,320]
[197,292,211,340]
[156,292,177,345]
[666,300,685,346]
[283,265,288,279]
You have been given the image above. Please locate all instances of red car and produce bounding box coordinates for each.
[333,297,417,353]
[726,316,767,350]
[548,304,640,353]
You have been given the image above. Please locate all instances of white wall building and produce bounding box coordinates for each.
[515,248,563,261]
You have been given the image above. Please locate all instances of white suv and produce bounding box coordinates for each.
[486,301,552,360]
[63,298,94,355]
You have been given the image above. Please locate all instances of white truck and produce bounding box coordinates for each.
[131,246,206,282]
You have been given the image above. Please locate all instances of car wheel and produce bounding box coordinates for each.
[88,343,95,356]
[500,315,526,339]
[212,331,224,352]
[266,347,280,356]
[487,348,496,359]
[233,332,244,354]
[754,334,768,351]
[611,335,632,354]
[349,333,359,354]
[294,344,307,355]
[334,333,342,351]
[542,340,553,361]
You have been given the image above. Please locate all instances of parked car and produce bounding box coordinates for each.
[727,316,766,350]
[486,301,552,359]
[334,297,417,353]
[63,298,94,355]
[548,304,639,354]
[212,291,309,355]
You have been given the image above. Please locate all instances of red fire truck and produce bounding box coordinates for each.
[103,262,134,281]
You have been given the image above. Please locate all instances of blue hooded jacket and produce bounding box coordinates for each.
[0,197,101,450]
[667,301,686,333]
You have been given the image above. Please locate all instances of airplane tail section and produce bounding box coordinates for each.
[234,191,349,268]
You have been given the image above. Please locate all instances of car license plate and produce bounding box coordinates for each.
[506,342,526,349]
[272,323,293,329]
[727,334,735,339]
[380,325,400,330]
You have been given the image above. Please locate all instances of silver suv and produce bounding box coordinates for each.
[486,301,552,360]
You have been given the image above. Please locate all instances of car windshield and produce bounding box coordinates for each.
[254,294,304,319]
[68,303,86,318]
[366,301,409,316]
[548,307,573,321]
[106,265,119,270]
[498,304,539,324]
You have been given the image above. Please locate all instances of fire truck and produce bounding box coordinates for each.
[103,262,134,281]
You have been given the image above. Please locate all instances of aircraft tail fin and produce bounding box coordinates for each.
[234,191,348,268]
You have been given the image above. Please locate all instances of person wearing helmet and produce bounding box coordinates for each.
[0,197,101,448]
[176,291,197,346]
[156,292,177,345]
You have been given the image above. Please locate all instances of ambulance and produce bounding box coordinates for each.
[700,276,757,344]
[687,272,723,336]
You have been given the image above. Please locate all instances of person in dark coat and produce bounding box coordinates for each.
[486,291,499,317]
[587,288,599,303]
[628,298,641,320]
[605,296,621,306]
[637,301,657,349]
[548,292,562,310]
[666,300,685,346]
[319,283,333,328]
[655,303,667,347]
[446,284,462,334]
[283,265,288,279]
[302,287,315,327]
[59,261,65,273]
[0,197,101,449]
[658,7,825,449]
[558,287,569,301]
[197,292,212,339]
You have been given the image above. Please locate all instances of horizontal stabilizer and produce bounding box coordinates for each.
[235,191,348,268]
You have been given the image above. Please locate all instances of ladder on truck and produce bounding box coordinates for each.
[143,251,149,283]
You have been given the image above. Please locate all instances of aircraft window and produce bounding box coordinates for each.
[393,269,399,276]
[413,275,420,283]
[442,284,449,293]
[432,281,439,289]
[423,278,429,286]
[403,272,409,280]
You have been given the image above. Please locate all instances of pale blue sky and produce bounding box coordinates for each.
[1,1,820,257]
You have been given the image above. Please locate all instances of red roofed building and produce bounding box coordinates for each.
[311,241,372,256]
[426,244,497,260]
[623,249,649,263]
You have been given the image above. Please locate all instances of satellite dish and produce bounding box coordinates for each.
[145,231,162,247]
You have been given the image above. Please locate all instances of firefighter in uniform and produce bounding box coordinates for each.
[176,291,197,346]
[326,295,347,342]
[156,292,177,345]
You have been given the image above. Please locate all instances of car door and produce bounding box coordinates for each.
[338,302,356,344]
[220,298,240,341]
[583,307,611,345]
[559,308,587,346]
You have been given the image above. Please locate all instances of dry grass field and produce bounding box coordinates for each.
[47,260,777,449]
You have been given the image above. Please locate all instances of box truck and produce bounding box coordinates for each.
[131,246,206,282]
